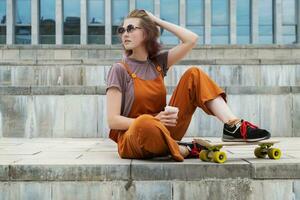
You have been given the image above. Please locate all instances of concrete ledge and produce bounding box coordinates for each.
[0,86,299,95]
[131,160,251,180]
[1,44,300,50]
[251,163,300,179]
[0,180,298,200]
[1,59,300,66]
[0,93,297,138]
[1,45,300,66]
[223,86,292,95]
[8,164,130,181]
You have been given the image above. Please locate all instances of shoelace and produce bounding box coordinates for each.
[189,141,202,157]
[240,120,258,140]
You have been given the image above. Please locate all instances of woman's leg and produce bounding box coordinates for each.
[117,114,185,161]
[205,96,238,124]
[167,66,270,142]
[167,66,227,141]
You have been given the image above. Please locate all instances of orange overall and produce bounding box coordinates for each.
[109,61,226,162]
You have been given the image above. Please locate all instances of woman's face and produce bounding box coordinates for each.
[120,18,145,50]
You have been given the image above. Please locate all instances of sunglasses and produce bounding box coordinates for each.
[117,24,142,35]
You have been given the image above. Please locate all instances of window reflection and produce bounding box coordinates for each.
[40,0,55,44]
[0,26,5,44]
[15,0,31,44]
[15,26,31,44]
[186,0,204,44]
[64,0,80,44]
[0,0,6,44]
[160,0,179,44]
[236,0,250,44]
[136,0,154,13]
[282,0,296,44]
[0,0,5,24]
[112,0,128,44]
[88,0,105,44]
[211,0,229,44]
[259,0,273,44]
[88,0,104,24]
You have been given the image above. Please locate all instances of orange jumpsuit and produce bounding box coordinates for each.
[109,61,226,162]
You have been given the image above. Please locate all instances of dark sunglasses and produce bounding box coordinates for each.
[117,24,142,35]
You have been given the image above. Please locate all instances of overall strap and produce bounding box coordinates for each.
[118,60,137,79]
[155,65,164,77]
[151,58,164,78]
[118,59,163,79]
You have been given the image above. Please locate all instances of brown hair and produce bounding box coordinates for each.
[119,9,161,60]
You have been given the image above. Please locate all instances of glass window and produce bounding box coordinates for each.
[259,0,273,44]
[64,0,80,44]
[282,0,296,44]
[15,0,31,44]
[88,0,105,44]
[186,0,204,44]
[211,0,229,44]
[160,0,179,44]
[0,0,6,44]
[112,0,128,44]
[40,0,56,44]
[0,27,5,44]
[0,0,5,24]
[136,0,154,13]
[236,0,250,44]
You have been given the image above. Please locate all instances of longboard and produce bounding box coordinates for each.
[194,138,282,163]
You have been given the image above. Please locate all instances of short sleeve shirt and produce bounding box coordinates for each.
[106,51,169,117]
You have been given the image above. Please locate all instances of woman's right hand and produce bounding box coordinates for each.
[155,111,178,127]
[144,10,161,25]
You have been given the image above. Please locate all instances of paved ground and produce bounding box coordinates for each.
[1,137,299,200]
[0,137,299,181]
[0,137,298,164]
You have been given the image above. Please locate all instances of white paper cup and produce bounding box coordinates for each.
[164,106,179,114]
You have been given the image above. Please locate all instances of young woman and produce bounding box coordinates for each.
[106,9,270,162]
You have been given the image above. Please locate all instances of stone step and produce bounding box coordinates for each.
[0,65,299,87]
[0,86,298,138]
[2,58,300,65]
[0,137,299,200]
[1,45,300,62]
[0,85,299,95]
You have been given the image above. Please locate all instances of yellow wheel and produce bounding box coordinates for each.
[254,147,267,158]
[212,151,227,163]
[199,150,210,161]
[267,148,281,160]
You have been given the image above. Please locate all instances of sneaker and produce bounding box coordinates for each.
[177,141,203,158]
[222,119,271,142]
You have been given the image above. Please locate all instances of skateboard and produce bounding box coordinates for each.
[194,138,282,164]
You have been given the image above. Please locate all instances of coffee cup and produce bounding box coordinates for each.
[164,106,179,115]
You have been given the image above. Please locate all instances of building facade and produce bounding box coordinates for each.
[0,0,299,45]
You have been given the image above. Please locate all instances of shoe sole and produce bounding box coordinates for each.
[222,135,271,142]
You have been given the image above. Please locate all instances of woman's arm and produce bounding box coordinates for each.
[107,87,178,128]
[145,11,199,68]
[106,87,135,130]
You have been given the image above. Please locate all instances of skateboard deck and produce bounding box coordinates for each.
[194,138,282,163]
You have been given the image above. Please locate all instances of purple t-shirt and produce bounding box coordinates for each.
[106,51,169,117]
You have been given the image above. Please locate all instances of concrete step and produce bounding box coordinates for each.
[2,58,300,65]
[0,137,299,200]
[0,85,298,95]
[1,44,300,62]
[0,86,299,138]
[0,65,299,87]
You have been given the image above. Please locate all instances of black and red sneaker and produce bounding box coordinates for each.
[177,141,203,158]
[222,119,271,142]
